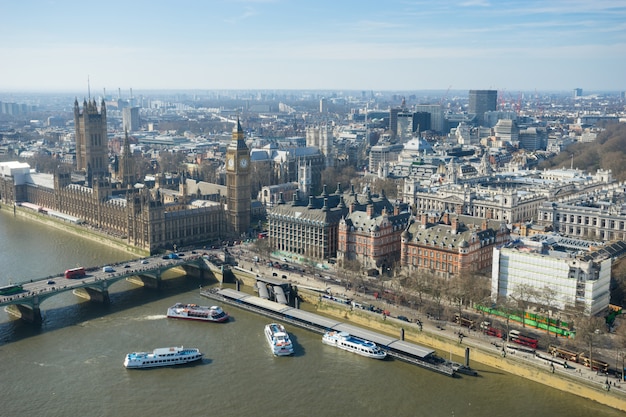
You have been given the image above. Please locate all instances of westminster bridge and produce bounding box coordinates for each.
[0,250,229,323]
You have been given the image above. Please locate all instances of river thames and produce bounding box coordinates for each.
[0,208,623,417]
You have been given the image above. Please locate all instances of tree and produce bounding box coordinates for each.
[574,315,607,370]
[429,274,446,320]
[321,166,357,191]
[253,238,273,260]
[511,283,539,328]
[158,151,186,174]
[339,259,363,294]
[496,295,519,346]
[537,285,559,336]
[447,274,466,327]
[398,269,431,312]
[610,258,626,306]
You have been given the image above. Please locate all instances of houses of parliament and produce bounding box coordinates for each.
[0,99,251,254]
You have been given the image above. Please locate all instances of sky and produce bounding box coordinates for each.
[1,0,625,93]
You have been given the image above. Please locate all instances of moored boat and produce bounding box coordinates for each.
[264,323,294,356]
[322,331,386,359]
[167,303,229,322]
[123,346,204,369]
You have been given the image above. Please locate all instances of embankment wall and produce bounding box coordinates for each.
[300,289,626,412]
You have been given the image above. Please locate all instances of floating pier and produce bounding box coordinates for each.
[201,288,457,377]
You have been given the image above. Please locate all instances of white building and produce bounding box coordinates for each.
[491,237,612,316]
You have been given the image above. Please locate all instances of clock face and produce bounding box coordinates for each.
[240,158,248,168]
[227,158,234,168]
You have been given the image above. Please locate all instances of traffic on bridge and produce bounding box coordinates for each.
[0,249,214,322]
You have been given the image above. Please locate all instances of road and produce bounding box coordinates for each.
[0,250,200,304]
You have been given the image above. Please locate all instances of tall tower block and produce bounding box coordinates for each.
[74,98,109,181]
[225,119,251,235]
[469,90,497,127]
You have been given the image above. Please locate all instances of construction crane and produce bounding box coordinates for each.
[439,85,452,106]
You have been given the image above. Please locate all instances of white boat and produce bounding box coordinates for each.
[264,323,294,356]
[123,346,204,369]
[167,303,229,323]
[322,331,387,359]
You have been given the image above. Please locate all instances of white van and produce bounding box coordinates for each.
[103,266,114,273]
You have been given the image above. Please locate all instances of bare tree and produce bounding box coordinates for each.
[338,258,362,292]
[511,283,540,328]
[158,151,187,174]
[537,285,559,336]
[447,274,466,327]
[496,295,520,345]
[574,315,607,371]
[398,269,431,311]
[430,274,446,320]
[252,238,273,260]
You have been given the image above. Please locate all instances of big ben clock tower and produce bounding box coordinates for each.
[226,118,251,235]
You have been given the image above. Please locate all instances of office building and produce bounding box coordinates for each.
[491,237,613,316]
[122,107,141,132]
[469,90,497,126]
[414,104,443,133]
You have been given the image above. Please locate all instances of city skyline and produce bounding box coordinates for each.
[1,1,625,93]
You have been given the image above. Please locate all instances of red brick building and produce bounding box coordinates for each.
[401,212,510,276]
[337,199,411,272]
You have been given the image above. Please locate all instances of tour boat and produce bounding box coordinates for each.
[322,331,387,359]
[167,303,229,322]
[264,323,294,356]
[123,346,204,369]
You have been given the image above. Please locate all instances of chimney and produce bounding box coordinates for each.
[451,218,459,234]
[443,212,450,225]
[393,204,400,216]
[482,219,488,230]
[349,202,355,214]
[366,204,374,218]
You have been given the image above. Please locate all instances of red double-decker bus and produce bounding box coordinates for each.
[65,267,86,279]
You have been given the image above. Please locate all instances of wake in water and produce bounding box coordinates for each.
[140,314,167,321]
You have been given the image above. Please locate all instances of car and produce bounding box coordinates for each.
[397,315,410,322]
[272,272,278,276]
[177,253,185,257]
[124,264,131,268]
[281,275,287,279]
[140,260,149,264]
[47,280,55,285]
[162,255,169,259]
[102,266,114,273]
